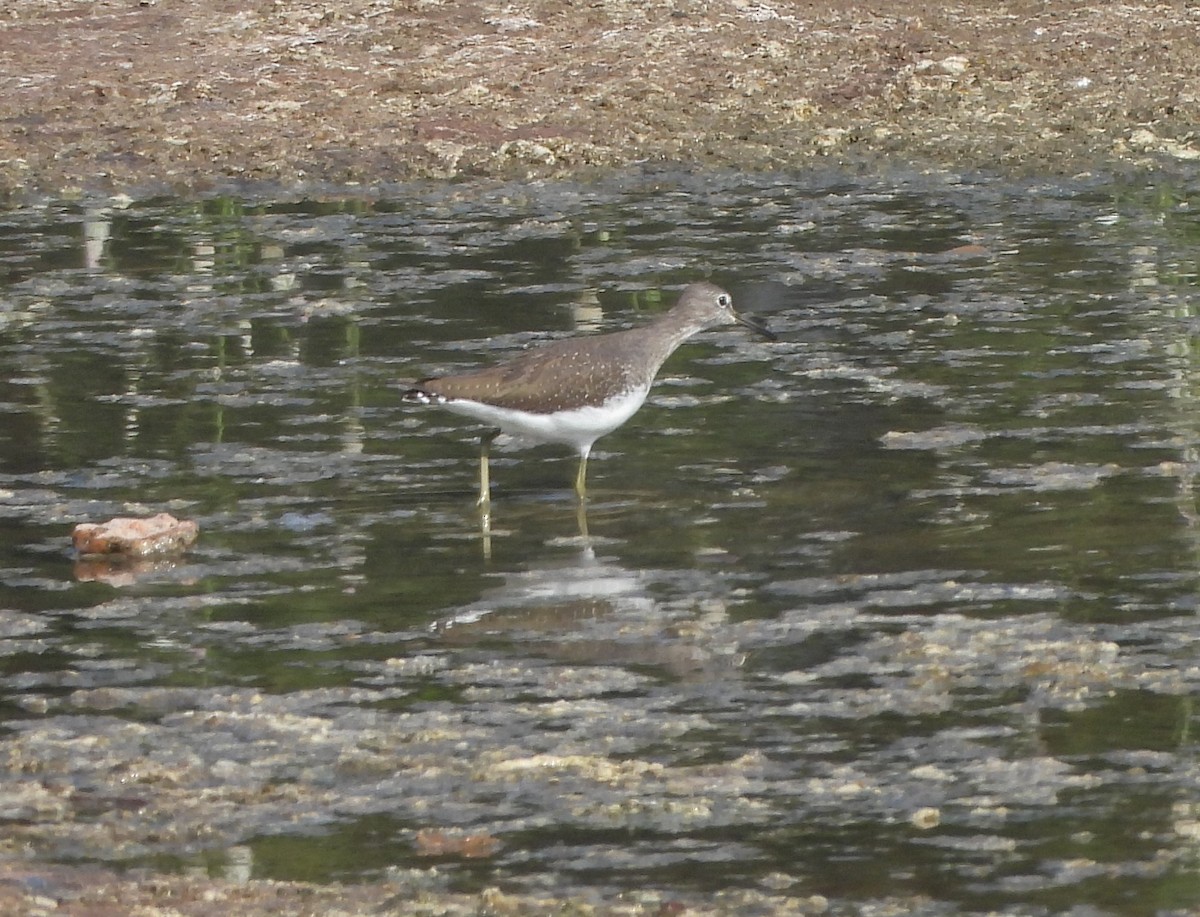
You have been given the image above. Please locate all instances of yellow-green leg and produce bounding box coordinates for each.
[479,430,499,506]
[574,447,590,501]
[575,499,590,540]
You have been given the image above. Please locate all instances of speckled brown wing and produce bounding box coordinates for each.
[415,330,655,414]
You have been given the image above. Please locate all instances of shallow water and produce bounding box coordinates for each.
[3,169,1200,914]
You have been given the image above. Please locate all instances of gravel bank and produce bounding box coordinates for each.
[2,0,1199,196]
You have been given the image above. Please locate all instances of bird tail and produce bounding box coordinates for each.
[401,386,443,405]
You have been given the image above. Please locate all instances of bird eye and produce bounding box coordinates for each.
[717,293,732,308]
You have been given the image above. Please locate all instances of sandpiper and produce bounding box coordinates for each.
[402,282,774,504]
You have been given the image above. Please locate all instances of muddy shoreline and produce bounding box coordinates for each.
[2,0,1199,200]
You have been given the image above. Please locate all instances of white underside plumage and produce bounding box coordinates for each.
[438,385,651,456]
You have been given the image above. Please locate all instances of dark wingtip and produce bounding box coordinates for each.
[401,382,437,404]
[400,375,440,404]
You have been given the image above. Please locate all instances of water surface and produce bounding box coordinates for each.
[2,170,1200,914]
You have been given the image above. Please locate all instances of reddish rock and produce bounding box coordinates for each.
[414,829,501,859]
[71,513,198,558]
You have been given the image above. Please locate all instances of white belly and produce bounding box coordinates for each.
[442,386,650,453]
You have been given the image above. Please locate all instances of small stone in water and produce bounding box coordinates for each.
[414,829,500,859]
[71,512,198,557]
[911,806,942,830]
